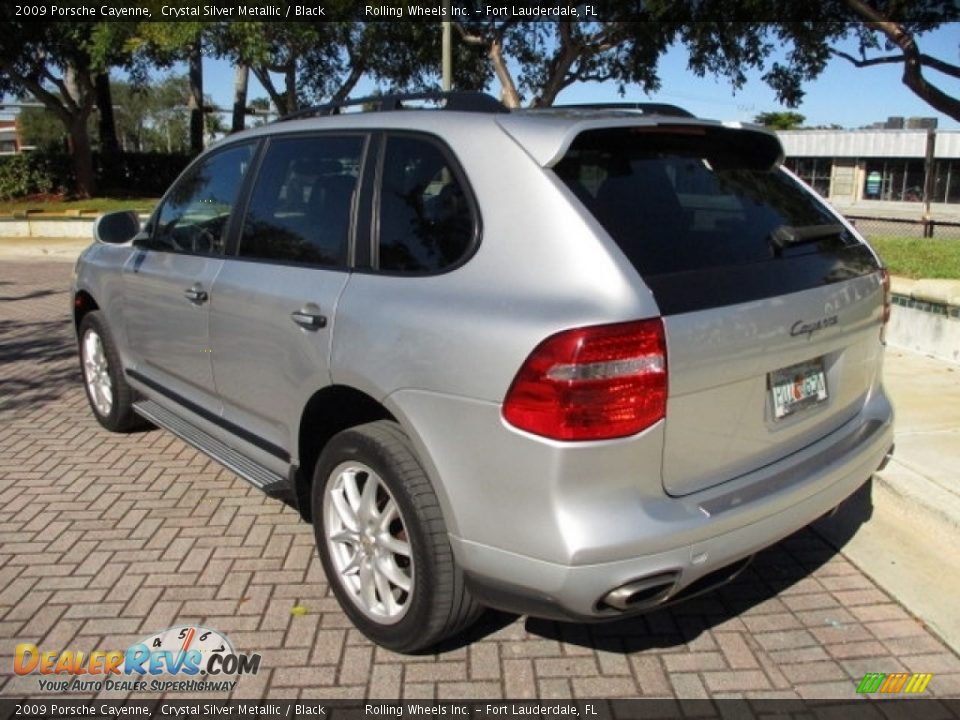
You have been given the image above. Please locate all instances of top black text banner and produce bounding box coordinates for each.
[8,0,959,23]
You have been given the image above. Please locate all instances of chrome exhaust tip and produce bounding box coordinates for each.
[600,572,678,612]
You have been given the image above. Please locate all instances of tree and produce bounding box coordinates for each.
[659,2,960,122]
[447,6,958,121]
[17,105,73,149]
[110,77,188,153]
[217,21,489,117]
[231,64,249,134]
[132,21,211,153]
[0,20,101,195]
[455,19,674,108]
[246,97,272,127]
[754,111,806,129]
[830,0,959,122]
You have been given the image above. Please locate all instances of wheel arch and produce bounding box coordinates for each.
[293,385,393,521]
[73,289,99,331]
[293,384,460,536]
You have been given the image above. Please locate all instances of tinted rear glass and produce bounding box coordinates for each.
[555,128,879,313]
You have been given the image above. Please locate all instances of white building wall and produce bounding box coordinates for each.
[777,130,960,159]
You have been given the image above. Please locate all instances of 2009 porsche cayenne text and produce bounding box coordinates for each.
[72,92,894,652]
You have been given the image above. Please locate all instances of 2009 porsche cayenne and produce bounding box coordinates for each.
[72,92,894,652]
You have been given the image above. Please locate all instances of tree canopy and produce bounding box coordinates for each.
[2,10,958,199]
[754,111,807,129]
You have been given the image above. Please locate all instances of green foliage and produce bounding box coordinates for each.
[0,150,74,200]
[868,236,960,280]
[0,150,188,200]
[17,108,70,149]
[754,111,806,129]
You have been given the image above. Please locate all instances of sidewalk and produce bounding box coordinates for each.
[3,236,959,653]
[815,348,960,654]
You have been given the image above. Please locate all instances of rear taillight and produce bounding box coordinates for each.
[880,268,891,343]
[502,319,667,441]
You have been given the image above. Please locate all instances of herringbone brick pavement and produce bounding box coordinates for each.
[1,259,958,700]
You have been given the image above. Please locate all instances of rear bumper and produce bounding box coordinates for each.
[449,388,893,621]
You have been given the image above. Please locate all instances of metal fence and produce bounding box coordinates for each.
[846,215,960,241]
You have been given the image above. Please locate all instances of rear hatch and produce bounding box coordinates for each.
[553,125,884,496]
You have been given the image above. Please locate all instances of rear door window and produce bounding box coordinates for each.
[238,135,364,267]
[554,128,879,314]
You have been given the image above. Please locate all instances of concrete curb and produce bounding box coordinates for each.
[891,276,960,308]
[0,217,97,238]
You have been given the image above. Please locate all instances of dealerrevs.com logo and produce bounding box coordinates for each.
[14,625,261,693]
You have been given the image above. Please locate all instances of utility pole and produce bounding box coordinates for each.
[442,0,452,91]
[922,128,936,237]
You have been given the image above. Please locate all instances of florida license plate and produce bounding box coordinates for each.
[769,359,828,420]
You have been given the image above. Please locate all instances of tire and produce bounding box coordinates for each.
[78,311,142,432]
[312,420,482,653]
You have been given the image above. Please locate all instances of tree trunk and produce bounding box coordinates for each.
[68,114,96,198]
[251,66,288,116]
[331,64,364,105]
[284,61,297,114]
[93,73,119,194]
[94,73,119,154]
[64,65,96,197]
[231,64,249,134]
[489,38,521,108]
[187,43,204,154]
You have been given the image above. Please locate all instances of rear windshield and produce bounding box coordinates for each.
[554,128,879,313]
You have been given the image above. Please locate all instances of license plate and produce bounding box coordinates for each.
[769,359,828,420]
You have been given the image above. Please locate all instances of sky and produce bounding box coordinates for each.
[187,23,960,130]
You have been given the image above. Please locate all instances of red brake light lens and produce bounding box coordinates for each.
[502,319,667,441]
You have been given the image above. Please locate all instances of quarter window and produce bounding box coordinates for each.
[239,136,364,266]
[377,136,474,273]
[152,143,254,255]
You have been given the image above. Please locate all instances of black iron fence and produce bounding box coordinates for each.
[846,215,960,241]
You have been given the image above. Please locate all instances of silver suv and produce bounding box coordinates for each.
[72,92,894,652]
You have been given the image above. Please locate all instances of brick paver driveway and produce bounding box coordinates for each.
[2,259,959,700]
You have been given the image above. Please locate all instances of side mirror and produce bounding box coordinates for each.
[93,210,141,245]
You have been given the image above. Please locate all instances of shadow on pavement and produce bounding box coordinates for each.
[437,482,875,655]
[0,317,81,416]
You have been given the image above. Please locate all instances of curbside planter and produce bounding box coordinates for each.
[887,276,960,365]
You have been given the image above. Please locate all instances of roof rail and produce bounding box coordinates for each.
[553,102,695,118]
[276,91,509,122]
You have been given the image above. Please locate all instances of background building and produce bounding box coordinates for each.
[0,119,23,155]
[779,128,960,221]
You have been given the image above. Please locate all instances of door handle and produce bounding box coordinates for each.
[183,285,208,304]
[291,303,327,330]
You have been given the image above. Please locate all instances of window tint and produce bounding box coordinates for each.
[555,128,879,315]
[239,136,363,266]
[377,136,474,273]
[152,144,254,255]
[555,129,859,277]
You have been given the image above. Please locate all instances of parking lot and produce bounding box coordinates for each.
[2,259,959,700]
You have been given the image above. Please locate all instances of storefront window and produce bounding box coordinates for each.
[863,159,925,201]
[785,157,831,197]
[933,160,960,204]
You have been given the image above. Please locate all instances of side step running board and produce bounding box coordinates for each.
[134,399,288,495]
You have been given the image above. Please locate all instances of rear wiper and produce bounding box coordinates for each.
[769,224,846,255]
